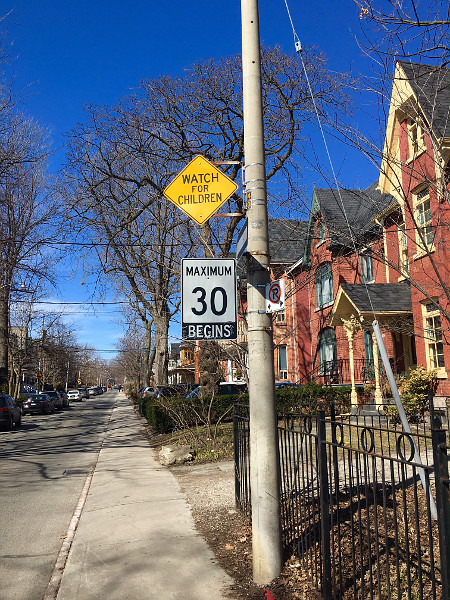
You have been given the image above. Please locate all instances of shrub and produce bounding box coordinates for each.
[126,384,139,405]
[143,398,175,432]
[276,382,351,415]
[386,366,437,424]
[142,383,353,434]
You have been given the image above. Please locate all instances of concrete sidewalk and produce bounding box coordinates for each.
[56,394,234,600]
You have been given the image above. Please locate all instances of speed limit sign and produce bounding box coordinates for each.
[182,258,237,340]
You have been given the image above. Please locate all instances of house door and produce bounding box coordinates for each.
[392,332,406,373]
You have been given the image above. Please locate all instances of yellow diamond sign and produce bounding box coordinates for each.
[163,155,238,225]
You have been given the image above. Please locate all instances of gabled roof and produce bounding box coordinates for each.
[304,183,395,260]
[340,282,412,313]
[398,62,450,139]
[268,219,308,264]
[329,282,412,326]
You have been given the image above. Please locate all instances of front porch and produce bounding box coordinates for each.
[328,282,414,408]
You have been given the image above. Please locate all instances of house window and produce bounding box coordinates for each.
[318,327,337,375]
[276,310,286,324]
[423,301,445,371]
[398,223,409,275]
[364,330,374,363]
[315,262,333,307]
[316,220,325,244]
[407,117,425,159]
[361,251,374,283]
[278,346,288,380]
[415,186,433,250]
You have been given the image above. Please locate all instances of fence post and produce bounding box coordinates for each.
[330,402,340,503]
[233,403,241,509]
[317,407,332,599]
[432,416,450,600]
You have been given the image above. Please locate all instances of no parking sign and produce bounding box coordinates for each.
[265,279,285,313]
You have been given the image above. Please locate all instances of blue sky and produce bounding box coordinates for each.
[5,1,379,356]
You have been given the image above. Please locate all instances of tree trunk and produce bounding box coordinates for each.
[0,291,9,388]
[153,312,169,385]
[143,324,152,386]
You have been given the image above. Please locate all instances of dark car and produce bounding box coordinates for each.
[78,387,89,399]
[41,391,63,410]
[218,382,248,395]
[59,391,69,408]
[22,393,55,415]
[151,385,183,399]
[0,395,22,430]
[275,382,299,389]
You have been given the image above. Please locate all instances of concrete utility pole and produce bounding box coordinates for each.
[241,0,283,584]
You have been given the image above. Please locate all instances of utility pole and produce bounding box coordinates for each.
[241,0,282,584]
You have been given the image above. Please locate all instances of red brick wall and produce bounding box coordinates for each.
[395,117,450,394]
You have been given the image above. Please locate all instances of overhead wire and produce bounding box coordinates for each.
[283,0,378,322]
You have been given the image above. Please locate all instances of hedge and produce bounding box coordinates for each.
[141,383,352,433]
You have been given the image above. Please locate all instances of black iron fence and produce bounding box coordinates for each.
[233,402,251,516]
[234,400,450,600]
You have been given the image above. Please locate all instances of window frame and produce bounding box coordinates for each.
[413,186,434,256]
[360,251,374,284]
[398,223,410,278]
[318,327,337,376]
[422,300,446,377]
[315,262,334,308]
[316,219,325,245]
[276,310,286,324]
[407,117,426,161]
[278,345,288,380]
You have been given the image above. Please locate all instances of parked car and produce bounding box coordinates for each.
[22,393,55,415]
[0,395,22,430]
[68,389,83,402]
[151,385,185,399]
[218,382,248,395]
[140,386,154,399]
[275,382,299,389]
[78,387,89,399]
[59,391,69,408]
[87,387,97,397]
[186,382,246,399]
[186,386,201,399]
[41,391,64,410]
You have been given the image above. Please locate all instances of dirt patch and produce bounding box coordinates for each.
[170,461,319,600]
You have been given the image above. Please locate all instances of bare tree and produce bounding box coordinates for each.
[62,45,351,384]
[354,0,450,64]
[0,112,61,386]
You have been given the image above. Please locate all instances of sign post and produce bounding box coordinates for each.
[181,258,237,341]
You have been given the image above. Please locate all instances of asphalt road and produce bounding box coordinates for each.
[0,390,118,600]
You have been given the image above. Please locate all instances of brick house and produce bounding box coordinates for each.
[308,61,450,405]
[235,219,309,384]
[193,62,450,404]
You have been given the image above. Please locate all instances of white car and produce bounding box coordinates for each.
[67,389,83,402]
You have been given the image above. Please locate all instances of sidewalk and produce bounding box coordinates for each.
[56,394,234,600]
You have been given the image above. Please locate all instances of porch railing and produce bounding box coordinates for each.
[298,359,378,386]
